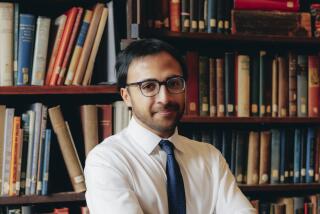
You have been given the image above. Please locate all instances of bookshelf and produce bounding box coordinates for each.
[139,0,320,212]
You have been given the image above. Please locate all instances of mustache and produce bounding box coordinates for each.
[153,102,180,112]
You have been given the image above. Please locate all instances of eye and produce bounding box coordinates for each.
[168,78,183,89]
[141,81,157,92]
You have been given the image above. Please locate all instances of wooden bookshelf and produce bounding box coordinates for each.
[181,116,320,124]
[141,29,320,46]
[0,85,118,95]
[0,192,85,205]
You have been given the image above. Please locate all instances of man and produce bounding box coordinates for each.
[84,39,255,214]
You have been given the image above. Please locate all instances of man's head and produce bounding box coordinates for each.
[116,39,187,138]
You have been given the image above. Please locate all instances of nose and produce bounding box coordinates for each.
[156,84,170,103]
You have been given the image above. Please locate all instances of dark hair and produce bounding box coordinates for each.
[116,39,188,90]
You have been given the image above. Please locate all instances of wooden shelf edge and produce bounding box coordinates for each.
[0,192,85,205]
[181,116,320,124]
[142,29,320,44]
[0,85,118,95]
[240,183,320,193]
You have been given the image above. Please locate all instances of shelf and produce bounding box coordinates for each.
[142,29,320,46]
[181,116,320,124]
[0,85,118,95]
[0,192,85,205]
[239,183,320,194]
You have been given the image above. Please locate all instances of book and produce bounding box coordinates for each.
[234,0,300,12]
[181,0,190,32]
[207,0,217,33]
[57,7,84,85]
[45,14,67,85]
[247,131,259,185]
[0,3,13,86]
[13,3,19,85]
[31,17,51,86]
[72,3,104,85]
[236,55,250,117]
[97,105,112,142]
[9,116,20,196]
[250,52,260,116]
[16,14,35,85]
[272,57,279,117]
[20,113,30,194]
[225,52,235,116]
[277,56,288,117]
[170,0,180,32]
[80,105,99,156]
[82,7,108,85]
[64,10,92,85]
[288,52,298,117]
[209,58,216,116]
[25,110,35,195]
[197,0,205,32]
[232,10,311,37]
[216,58,225,117]
[49,7,79,85]
[48,106,86,192]
[308,55,320,117]
[199,56,209,116]
[259,131,271,184]
[297,55,308,117]
[0,105,6,194]
[271,129,280,184]
[190,0,198,32]
[185,51,199,115]
[41,129,51,195]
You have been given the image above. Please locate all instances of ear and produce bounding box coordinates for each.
[120,88,132,108]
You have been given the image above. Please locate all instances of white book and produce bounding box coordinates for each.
[237,55,250,117]
[31,17,51,86]
[106,1,116,84]
[0,105,6,194]
[1,108,14,196]
[0,3,13,86]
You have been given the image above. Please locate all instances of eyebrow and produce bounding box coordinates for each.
[136,75,183,83]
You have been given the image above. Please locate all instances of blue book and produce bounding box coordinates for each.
[207,0,217,33]
[306,128,315,183]
[270,129,280,184]
[293,128,301,183]
[300,128,307,183]
[20,113,30,194]
[279,129,287,183]
[297,55,308,117]
[41,129,51,195]
[17,14,35,85]
[235,131,246,183]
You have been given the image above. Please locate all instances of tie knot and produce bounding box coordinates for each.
[159,140,174,155]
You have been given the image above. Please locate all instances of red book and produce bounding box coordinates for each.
[57,7,84,85]
[97,104,112,142]
[169,0,180,32]
[234,0,300,12]
[54,208,69,214]
[308,55,320,117]
[49,7,78,85]
[185,51,199,116]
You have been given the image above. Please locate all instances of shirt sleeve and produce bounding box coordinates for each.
[84,151,144,214]
[215,153,256,214]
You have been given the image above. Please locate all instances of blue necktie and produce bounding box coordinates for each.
[159,140,186,214]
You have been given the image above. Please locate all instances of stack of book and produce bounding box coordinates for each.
[185,51,320,118]
[0,2,108,87]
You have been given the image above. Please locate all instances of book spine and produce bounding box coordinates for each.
[270,129,280,184]
[236,55,250,117]
[25,110,35,195]
[72,3,104,85]
[209,58,216,116]
[216,58,225,117]
[0,3,13,86]
[170,0,181,32]
[17,14,35,86]
[15,128,23,195]
[259,131,271,184]
[45,14,67,85]
[224,52,235,116]
[277,56,288,117]
[9,116,20,196]
[31,17,51,86]
[57,7,84,85]
[13,3,19,85]
[20,113,29,194]
[41,129,51,195]
[306,128,315,183]
[186,51,199,115]
[288,52,298,116]
[181,0,190,32]
[235,131,245,183]
[64,10,92,85]
[308,55,320,117]
[199,56,209,116]
[271,57,278,117]
[0,105,5,194]
[234,0,300,12]
[250,53,259,116]
[294,128,301,183]
[82,7,108,86]
[97,105,112,142]
[246,131,260,184]
[279,129,287,183]
[216,0,225,33]
[48,106,86,192]
[50,7,78,86]
[297,55,308,117]
[189,0,198,32]
[197,0,205,32]
[207,0,217,33]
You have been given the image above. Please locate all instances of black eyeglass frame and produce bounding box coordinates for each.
[125,76,186,97]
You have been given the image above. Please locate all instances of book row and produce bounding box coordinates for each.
[0,2,108,87]
[182,127,320,184]
[250,194,320,214]
[185,51,320,118]
[0,205,89,214]
[144,0,314,38]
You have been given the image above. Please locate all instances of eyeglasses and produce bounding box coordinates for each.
[126,76,186,97]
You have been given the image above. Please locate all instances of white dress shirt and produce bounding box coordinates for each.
[84,117,255,214]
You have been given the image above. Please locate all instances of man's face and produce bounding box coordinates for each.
[120,51,185,138]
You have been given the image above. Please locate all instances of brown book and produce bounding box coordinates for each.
[199,56,209,116]
[209,58,216,116]
[0,105,5,194]
[82,7,108,85]
[277,56,288,117]
[97,105,112,142]
[232,10,312,37]
[288,52,297,117]
[272,57,279,117]
[247,131,260,184]
[162,0,170,28]
[272,203,286,214]
[308,195,317,214]
[169,0,180,32]
[259,131,271,184]
[277,197,294,214]
[185,51,199,115]
[236,55,250,117]
[216,58,225,117]
[72,3,104,85]
[80,105,99,157]
[48,106,86,192]
[308,55,320,117]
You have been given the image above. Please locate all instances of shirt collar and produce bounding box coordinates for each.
[126,117,184,155]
